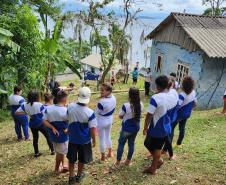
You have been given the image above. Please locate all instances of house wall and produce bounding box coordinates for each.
[150,42,203,82]
[150,42,226,109]
[198,56,226,108]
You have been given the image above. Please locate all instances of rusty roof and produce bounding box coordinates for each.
[146,13,226,58]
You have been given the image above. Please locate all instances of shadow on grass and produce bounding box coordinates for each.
[28,170,68,185]
[0,137,19,146]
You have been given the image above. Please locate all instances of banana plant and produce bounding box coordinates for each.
[0,27,20,53]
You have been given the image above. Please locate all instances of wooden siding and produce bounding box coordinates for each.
[153,20,199,52]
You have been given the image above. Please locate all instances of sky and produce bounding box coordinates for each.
[60,0,210,17]
[58,0,223,66]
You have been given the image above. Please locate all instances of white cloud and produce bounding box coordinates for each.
[59,0,226,15]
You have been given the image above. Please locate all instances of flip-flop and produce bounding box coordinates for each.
[110,163,121,171]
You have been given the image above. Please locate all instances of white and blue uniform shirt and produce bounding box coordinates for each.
[96,95,116,127]
[167,88,179,123]
[16,102,45,128]
[147,92,171,138]
[119,102,144,133]
[67,103,97,145]
[8,94,26,116]
[177,90,197,120]
[44,105,68,143]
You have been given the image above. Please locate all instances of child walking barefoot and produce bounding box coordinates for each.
[162,77,179,160]
[43,91,69,173]
[171,76,197,146]
[143,76,171,175]
[16,90,54,157]
[114,87,143,167]
[96,83,116,161]
[67,87,97,184]
[8,86,29,141]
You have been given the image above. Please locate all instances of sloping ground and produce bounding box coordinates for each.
[0,92,225,185]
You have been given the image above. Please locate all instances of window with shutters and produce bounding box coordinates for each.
[176,61,189,83]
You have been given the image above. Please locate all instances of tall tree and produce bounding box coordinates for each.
[203,0,226,16]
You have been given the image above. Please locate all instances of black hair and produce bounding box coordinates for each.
[44,93,53,103]
[100,68,103,71]
[155,75,169,91]
[182,76,195,95]
[69,82,75,87]
[56,90,68,103]
[27,90,40,106]
[170,72,177,78]
[129,87,141,123]
[54,81,60,88]
[134,67,138,71]
[147,68,151,72]
[168,76,175,89]
[101,82,112,93]
[14,86,22,94]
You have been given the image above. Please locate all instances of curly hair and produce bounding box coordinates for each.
[182,76,195,95]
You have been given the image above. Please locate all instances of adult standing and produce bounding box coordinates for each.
[132,67,139,85]
[144,68,152,97]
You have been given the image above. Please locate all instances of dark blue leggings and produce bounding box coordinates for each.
[171,119,188,145]
[116,131,137,161]
[13,115,29,140]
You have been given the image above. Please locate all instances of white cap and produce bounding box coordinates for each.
[78,87,91,104]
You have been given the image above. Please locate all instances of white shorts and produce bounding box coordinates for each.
[52,141,68,155]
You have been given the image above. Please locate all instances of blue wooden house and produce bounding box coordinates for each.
[146,13,226,109]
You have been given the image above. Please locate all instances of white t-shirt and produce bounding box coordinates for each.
[96,95,116,127]
[144,72,152,83]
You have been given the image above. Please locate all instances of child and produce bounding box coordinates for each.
[114,87,143,167]
[170,72,180,90]
[143,75,171,175]
[110,71,116,86]
[162,77,179,160]
[8,86,29,141]
[171,76,197,146]
[16,90,54,157]
[144,68,152,97]
[67,87,97,184]
[96,83,116,161]
[132,67,139,85]
[43,91,69,173]
[44,93,53,107]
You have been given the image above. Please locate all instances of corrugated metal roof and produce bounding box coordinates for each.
[147,13,226,58]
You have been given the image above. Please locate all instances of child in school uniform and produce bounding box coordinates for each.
[43,91,69,173]
[16,90,54,157]
[67,87,97,184]
[162,77,179,160]
[96,82,116,161]
[44,93,54,108]
[170,72,180,90]
[171,76,197,146]
[8,86,29,141]
[143,75,171,175]
[114,87,143,167]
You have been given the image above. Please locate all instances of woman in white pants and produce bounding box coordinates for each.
[96,83,116,161]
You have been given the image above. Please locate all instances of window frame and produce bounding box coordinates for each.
[176,61,190,83]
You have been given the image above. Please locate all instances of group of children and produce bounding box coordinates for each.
[8,73,197,184]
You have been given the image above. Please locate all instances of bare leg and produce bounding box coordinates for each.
[101,153,105,161]
[69,163,75,178]
[143,150,162,175]
[107,148,113,158]
[77,161,84,176]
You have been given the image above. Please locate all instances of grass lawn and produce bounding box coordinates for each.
[0,80,226,185]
